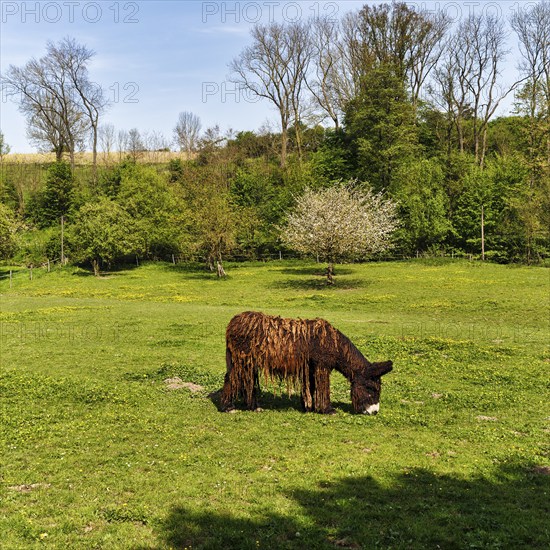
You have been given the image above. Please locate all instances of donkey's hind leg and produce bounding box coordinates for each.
[301,367,315,412]
[244,367,261,411]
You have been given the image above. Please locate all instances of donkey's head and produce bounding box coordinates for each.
[350,361,393,414]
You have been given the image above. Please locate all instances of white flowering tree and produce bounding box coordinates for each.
[282,183,399,284]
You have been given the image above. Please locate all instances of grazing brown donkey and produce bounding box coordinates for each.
[220,311,393,414]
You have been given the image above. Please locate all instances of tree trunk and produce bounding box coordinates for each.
[69,147,75,173]
[280,119,288,168]
[91,125,98,185]
[481,205,485,261]
[92,258,100,277]
[60,215,65,265]
[326,263,334,285]
[217,261,227,278]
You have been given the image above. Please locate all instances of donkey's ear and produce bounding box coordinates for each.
[368,361,393,377]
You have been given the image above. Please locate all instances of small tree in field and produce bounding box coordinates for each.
[282,183,399,284]
[71,198,135,276]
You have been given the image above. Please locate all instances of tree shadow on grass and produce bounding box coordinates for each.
[268,266,369,291]
[71,261,142,277]
[269,277,369,292]
[136,464,549,550]
[276,266,355,277]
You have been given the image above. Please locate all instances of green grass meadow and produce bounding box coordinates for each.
[1,260,549,549]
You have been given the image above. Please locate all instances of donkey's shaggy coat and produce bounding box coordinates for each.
[220,311,393,414]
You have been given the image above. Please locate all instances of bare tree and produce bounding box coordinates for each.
[25,94,86,159]
[98,123,115,163]
[464,15,509,167]
[3,38,105,171]
[47,38,107,179]
[431,59,462,158]
[143,130,169,162]
[511,0,550,168]
[230,21,312,167]
[307,16,342,129]
[337,10,370,106]
[343,2,450,111]
[173,111,201,159]
[432,44,471,156]
[126,128,145,162]
[285,21,313,160]
[117,129,128,161]
[407,9,451,111]
[434,14,511,166]
[4,60,86,165]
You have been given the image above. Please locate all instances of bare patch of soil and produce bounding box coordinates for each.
[476,415,498,422]
[163,377,204,392]
[8,483,51,493]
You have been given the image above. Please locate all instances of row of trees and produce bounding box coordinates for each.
[0,159,398,281]
[0,1,548,269]
[5,3,546,170]
[230,2,548,170]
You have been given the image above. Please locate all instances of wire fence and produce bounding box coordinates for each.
[2,249,509,289]
[0,257,68,287]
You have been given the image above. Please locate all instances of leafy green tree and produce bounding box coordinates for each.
[30,161,76,227]
[97,161,126,198]
[392,159,451,254]
[167,158,184,183]
[227,130,276,162]
[490,154,548,262]
[345,64,419,190]
[71,198,135,276]
[230,166,284,252]
[116,164,190,258]
[449,155,538,261]
[0,176,20,213]
[0,203,17,259]
[308,130,355,186]
[193,192,238,276]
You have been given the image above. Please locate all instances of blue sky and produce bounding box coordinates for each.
[1,1,525,153]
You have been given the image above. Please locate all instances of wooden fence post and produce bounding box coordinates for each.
[481,205,485,261]
[9,270,12,289]
[61,216,65,265]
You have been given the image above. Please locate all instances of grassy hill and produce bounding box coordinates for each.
[1,259,548,548]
